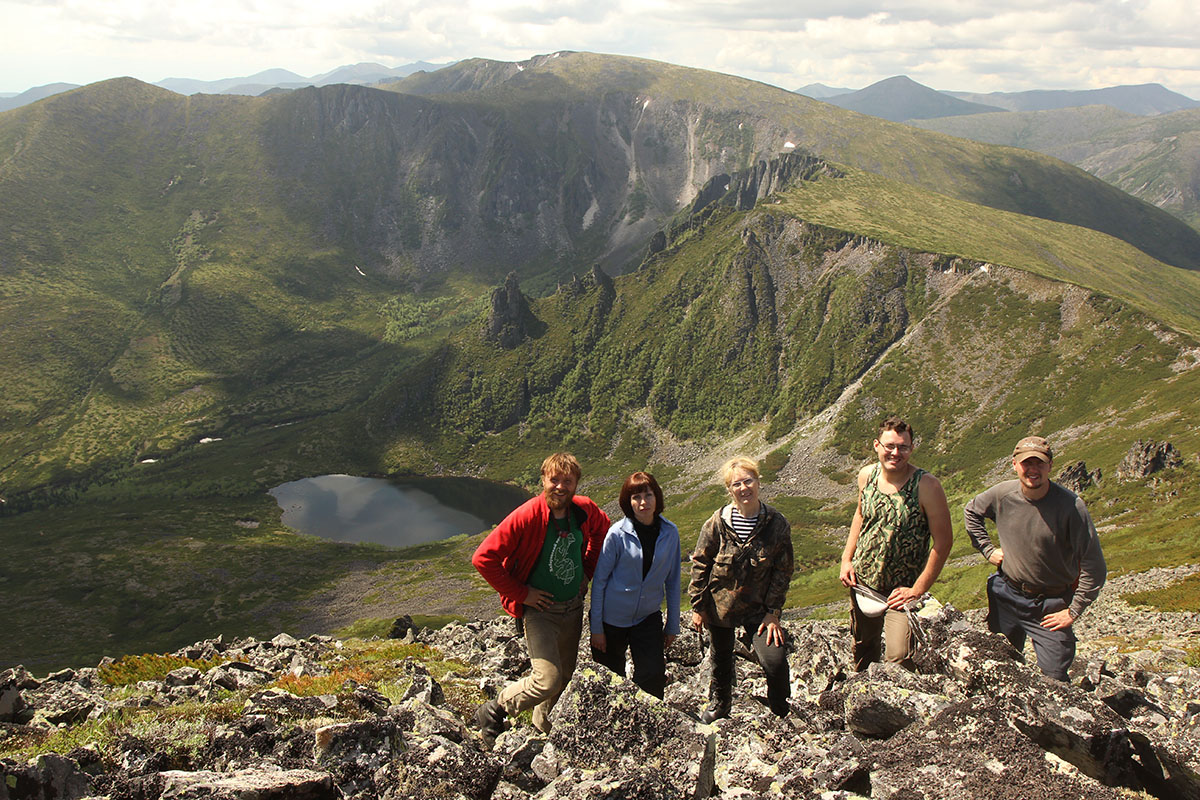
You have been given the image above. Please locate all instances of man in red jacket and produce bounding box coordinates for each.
[472,452,610,743]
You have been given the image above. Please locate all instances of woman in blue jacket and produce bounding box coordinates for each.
[589,471,682,698]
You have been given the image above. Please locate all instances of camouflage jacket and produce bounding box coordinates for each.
[689,502,794,626]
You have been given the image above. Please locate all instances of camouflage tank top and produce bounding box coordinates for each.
[851,464,930,592]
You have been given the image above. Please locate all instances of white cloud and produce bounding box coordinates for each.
[1,0,1198,97]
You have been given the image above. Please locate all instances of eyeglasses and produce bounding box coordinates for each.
[878,443,912,453]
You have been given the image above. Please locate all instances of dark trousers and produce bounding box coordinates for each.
[591,612,666,698]
[986,572,1076,681]
[707,614,790,713]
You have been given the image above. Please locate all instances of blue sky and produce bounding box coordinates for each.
[3,0,1198,97]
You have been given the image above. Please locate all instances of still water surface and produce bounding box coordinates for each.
[269,474,530,548]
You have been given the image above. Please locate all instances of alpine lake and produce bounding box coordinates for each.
[269,475,531,548]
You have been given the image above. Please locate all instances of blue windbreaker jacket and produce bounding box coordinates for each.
[589,515,682,635]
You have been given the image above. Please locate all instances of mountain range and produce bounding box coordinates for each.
[1,51,1198,671]
[0,61,454,112]
[797,77,1199,117]
[794,76,1200,232]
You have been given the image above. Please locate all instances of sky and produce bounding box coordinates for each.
[3,0,1199,98]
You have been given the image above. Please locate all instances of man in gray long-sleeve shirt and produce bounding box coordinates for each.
[965,435,1106,681]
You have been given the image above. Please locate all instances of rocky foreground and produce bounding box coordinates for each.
[2,591,1198,800]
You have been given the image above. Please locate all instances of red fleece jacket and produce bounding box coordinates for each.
[472,493,610,618]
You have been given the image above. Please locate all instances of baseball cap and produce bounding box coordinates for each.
[1012,435,1052,462]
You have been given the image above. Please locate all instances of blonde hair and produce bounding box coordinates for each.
[541,452,582,481]
[720,456,759,486]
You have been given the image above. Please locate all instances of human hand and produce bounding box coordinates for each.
[757,613,785,648]
[590,633,607,653]
[839,561,857,587]
[886,586,921,610]
[988,548,1004,567]
[691,611,705,631]
[524,586,554,612]
[1039,609,1075,631]
[663,634,677,650]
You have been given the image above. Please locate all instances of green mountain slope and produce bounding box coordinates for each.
[2,57,1200,670]
[391,52,1200,272]
[911,106,1200,231]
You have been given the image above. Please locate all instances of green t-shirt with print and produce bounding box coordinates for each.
[527,514,584,601]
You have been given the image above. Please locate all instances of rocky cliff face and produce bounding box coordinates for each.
[3,587,1197,800]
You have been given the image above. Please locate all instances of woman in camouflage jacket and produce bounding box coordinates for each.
[689,456,794,721]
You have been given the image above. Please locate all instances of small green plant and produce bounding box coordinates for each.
[1121,572,1200,613]
[99,653,229,686]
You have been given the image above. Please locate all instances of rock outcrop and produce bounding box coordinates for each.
[1,598,1198,800]
[483,272,541,349]
[1116,440,1183,481]
[1057,460,1102,494]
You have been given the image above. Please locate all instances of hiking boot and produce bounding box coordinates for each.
[699,696,731,723]
[474,699,508,746]
[699,682,732,723]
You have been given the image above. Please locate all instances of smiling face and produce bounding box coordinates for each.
[873,428,913,473]
[1013,454,1052,499]
[726,467,760,511]
[542,470,578,516]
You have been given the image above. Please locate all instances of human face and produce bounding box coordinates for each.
[542,471,578,515]
[874,429,913,473]
[726,468,760,511]
[1013,455,1051,498]
[630,488,657,525]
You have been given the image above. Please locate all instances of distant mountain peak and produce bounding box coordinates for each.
[823,75,1006,121]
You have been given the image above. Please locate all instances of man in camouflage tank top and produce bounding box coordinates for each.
[839,416,953,671]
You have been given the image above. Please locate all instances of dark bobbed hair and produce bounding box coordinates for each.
[619,471,665,519]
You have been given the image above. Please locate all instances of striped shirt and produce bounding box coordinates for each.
[729,507,760,543]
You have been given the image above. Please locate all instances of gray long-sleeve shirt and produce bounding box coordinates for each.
[964,480,1106,619]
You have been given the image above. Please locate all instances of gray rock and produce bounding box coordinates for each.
[242,688,337,718]
[0,753,93,800]
[164,666,201,687]
[387,615,416,640]
[544,666,716,799]
[1116,440,1182,481]
[869,697,1130,799]
[1058,460,1102,493]
[158,768,336,799]
[270,633,301,649]
[397,661,445,706]
[204,661,273,693]
[0,667,33,722]
[383,734,501,800]
[842,662,955,738]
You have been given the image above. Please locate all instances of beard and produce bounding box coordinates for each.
[545,488,574,513]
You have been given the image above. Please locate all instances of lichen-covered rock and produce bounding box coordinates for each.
[545,667,715,799]
[0,753,93,800]
[158,767,336,799]
[868,698,1130,799]
[3,583,1196,800]
[842,662,956,738]
[243,688,337,718]
[384,734,501,800]
[0,667,35,722]
[397,661,445,707]
[204,661,274,694]
[787,621,849,696]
